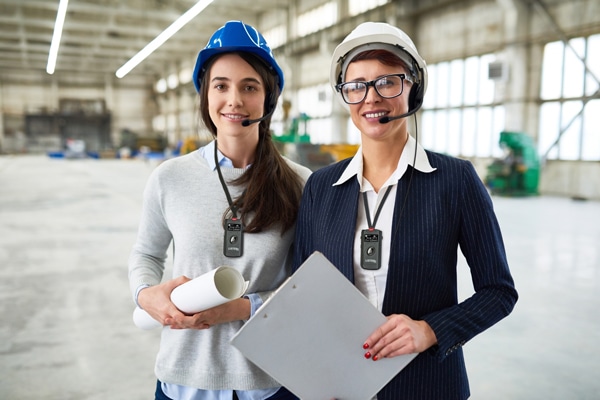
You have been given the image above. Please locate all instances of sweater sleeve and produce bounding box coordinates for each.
[128,166,173,301]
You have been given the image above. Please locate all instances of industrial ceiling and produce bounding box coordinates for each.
[0,0,288,86]
[0,0,581,88]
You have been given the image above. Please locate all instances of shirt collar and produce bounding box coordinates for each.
[199,140,233,170]
[334,135,436,189]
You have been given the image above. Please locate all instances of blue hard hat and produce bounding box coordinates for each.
[192,20,284,93]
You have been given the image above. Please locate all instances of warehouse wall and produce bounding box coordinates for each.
[1,0,599,199]
[416,0,600,199]
[0,71,152,155]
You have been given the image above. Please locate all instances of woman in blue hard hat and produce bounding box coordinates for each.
[129,21,310,399]
[292,22,517,399]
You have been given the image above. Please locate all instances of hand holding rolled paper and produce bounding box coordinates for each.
[133,266,249,330]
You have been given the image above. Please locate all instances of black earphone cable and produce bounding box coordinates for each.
[214,140,245,220]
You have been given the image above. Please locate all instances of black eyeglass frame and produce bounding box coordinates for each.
[335,73,414,105]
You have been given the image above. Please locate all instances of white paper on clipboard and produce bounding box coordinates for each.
[230,251,417,400]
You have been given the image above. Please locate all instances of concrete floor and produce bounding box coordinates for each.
[0,154,599,400]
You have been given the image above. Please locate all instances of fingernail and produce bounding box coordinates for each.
[373,355,379,361]
[364,352,371,359]
[363,342,369,349]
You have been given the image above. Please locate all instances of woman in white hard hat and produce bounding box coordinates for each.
[129,21,310,399]
[292,22,517,399]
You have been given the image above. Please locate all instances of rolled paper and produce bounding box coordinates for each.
[133,305,162,330]
[170,266,249,314]
[133,266,249,330]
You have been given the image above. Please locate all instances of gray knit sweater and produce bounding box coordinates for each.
[128,149,312,390]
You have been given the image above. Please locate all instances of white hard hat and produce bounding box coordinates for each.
[330,22,428,112]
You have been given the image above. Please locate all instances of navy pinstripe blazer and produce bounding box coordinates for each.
[292,151,518,400]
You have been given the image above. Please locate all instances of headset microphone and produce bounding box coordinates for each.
[241,111,272,127]
[378,108,418,124]
[241,94,277,126]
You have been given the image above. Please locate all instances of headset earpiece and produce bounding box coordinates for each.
[408,81,424,113]
[265,92,278,115]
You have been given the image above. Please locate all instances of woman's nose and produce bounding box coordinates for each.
[364,85,381,103]
[227,89,243,107]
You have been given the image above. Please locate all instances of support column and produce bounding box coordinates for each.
[496,0,531,132]
[0,81,4,152]
[104,75,115,147]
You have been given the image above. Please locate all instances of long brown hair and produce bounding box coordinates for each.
[199,52,304,234]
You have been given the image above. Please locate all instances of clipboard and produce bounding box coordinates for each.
[230,252,417,400]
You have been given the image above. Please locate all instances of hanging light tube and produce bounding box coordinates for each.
[116,0,214,79]
[46,0,70,74]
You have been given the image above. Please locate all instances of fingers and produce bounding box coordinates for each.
[138,276,192,327]
[167,314,210,330]
[169,304,220,330]
[170,275,191,289]
[151,279,247,331]
[363,314,427,361]
[363,316,399,359]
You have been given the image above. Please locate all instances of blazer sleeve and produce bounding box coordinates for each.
[423,160,518,361]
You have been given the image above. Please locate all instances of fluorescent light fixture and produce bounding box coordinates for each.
[46,0,70,74]
[167,73,179,89]
[179,67,193,84]
[155,78,167,93]
[116,0,214,79]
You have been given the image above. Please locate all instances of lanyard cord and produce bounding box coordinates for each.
[363,185,393,229]
[214,140,243,219]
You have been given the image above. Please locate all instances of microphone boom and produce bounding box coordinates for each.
[241,106,276,127]
[378,109,416,124]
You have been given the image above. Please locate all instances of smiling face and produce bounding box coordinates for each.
[205,53,266,140]
[344,55,413,143]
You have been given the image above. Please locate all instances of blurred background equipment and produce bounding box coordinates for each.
[485,131,540,196]
[273,112,358,171]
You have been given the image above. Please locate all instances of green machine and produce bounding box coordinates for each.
[274,112,312,143]
[485,131,540,196]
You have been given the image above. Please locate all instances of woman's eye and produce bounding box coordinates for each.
[345,83,362,93]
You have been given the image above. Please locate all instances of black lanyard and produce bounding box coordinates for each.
[214,141,244,257]
[360,185,393,270]
[362,185,393,230]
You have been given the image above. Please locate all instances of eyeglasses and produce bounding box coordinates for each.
[335,73,413,104]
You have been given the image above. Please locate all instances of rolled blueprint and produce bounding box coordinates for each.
[133,266,249,330]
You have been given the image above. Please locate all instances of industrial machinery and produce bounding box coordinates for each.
[273,112,359,171]
[485,131,540,196]
[274,112,312,144]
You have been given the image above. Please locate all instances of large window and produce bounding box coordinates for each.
[297,2,337,37]
[263,25,287,50]
[349,0,387,16]
[295,84,335,143]
[421,54,505,158]
[539,34,600,161]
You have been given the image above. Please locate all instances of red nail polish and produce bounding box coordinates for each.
[373,355,379,361]
[364,352,371,359]
[363,343,369,349]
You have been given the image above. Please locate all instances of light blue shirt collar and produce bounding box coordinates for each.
[198,140,234,170]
